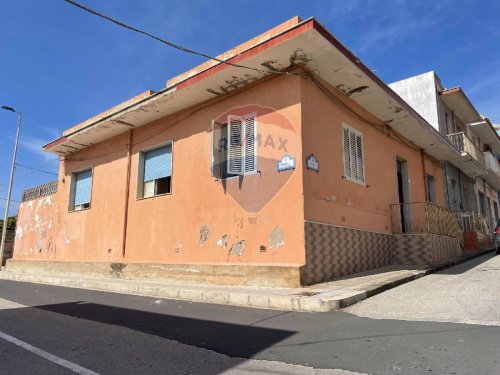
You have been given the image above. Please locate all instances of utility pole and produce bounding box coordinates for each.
[0,106,22,268]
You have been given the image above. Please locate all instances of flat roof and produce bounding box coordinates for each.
[44,17,460,164]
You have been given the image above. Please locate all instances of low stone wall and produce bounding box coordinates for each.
[302,221,463,285]
[393,233,461,266]
[4,259,301,288]
[302,221,394,285]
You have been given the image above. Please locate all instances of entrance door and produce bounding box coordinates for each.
[396,158,411,232]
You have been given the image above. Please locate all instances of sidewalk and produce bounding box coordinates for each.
[0,249,494,312]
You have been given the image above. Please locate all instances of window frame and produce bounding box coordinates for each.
[211,113,257,179]
[68,166,94,212]
[426,174,437,203]
[342,122,365,185]
[137,140,173,200]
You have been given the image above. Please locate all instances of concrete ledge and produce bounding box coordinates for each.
[0,271,339,312]
[4,259,301,288]
[1,249,494,312]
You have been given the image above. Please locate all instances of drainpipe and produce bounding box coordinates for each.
[122,129,133,258]
[421,149,428,201]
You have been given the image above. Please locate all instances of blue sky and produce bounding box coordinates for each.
[0,0,499,215]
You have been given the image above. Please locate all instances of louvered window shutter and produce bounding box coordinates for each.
[228,115,244,175]
[244,116,257,174]
[342,124,365,183]
[355,133,364,182]
[74,169,92,206]
[343,127,351,179]
[349,130,358,180]
[211,119,223,178]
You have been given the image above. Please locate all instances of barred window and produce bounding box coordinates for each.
[342,123,365,184]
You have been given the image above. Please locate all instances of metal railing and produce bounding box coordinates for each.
[21,180,58,202]
[390,202,463,238]
[455,210,491,235]
[446,132,485,168]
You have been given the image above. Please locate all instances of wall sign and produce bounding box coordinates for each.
[306,154,319,172]
[277,154,296,172]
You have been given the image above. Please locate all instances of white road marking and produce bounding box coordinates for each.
[0,330,100,375]
[0,297,100,375]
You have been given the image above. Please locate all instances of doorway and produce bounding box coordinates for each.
[396,158,411,233]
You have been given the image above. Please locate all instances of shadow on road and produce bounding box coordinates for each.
[34,301,296,358]
[437,251,497,275]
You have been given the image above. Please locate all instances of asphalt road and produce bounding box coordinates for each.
[0,253,499,375]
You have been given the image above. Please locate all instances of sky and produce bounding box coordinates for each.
[0,0,499,215]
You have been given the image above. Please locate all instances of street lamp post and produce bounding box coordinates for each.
[0,106,22,268]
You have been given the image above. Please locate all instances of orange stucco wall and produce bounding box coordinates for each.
[14,76,306,266]
[300,77,446,234]
[13,73,448,266]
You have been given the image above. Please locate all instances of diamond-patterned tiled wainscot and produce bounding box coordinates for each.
[301,221,394,285]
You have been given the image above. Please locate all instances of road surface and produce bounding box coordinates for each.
[0,253,499,374]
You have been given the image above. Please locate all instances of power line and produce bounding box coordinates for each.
[62,0,302,77]
[15,163,58,176]
[0,158,59,187]
[0,197,20,204]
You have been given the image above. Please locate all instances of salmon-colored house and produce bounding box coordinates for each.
[9,17,468,287]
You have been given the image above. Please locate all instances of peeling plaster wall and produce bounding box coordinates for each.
[301,77,445,234]
[13,194,64,260]
[13,76,305,268]
[124,76,305,265]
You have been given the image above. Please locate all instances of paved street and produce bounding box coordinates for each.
[0,254,499,375]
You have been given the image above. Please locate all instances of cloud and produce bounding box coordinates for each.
[18,136,57,164]
[322,0,454,54]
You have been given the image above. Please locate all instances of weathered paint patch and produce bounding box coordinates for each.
[216,234,230,249]
[346,86,369,96]
[230,240,245,256]
[16,227,23,240]
[110,263,126,278]
[199,225,211,247]
[269,226,285,250]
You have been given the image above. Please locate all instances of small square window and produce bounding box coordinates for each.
[138,144,172,198]
[69,168,93,211]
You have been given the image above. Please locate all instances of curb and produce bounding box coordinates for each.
[0,249,495,312]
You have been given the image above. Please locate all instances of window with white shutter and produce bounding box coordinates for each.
[342,123,365,184]
[212,114,257,178]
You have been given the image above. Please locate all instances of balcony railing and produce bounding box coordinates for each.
[390,202,463,238]
[21,180,58,202]
[484,151,500,175]
[446,132,485,168]
[455,210,491,235]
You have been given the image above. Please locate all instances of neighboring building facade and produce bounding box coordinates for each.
[8,18,484,286]
[390,72,500,249]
